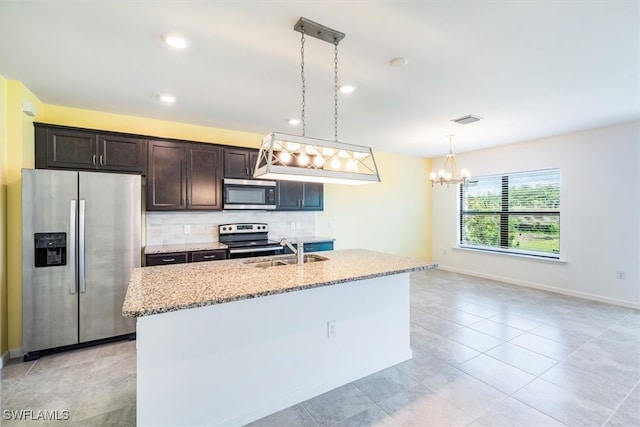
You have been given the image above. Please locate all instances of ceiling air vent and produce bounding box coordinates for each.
[451,114,483,125]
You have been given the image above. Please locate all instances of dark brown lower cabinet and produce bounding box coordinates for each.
[145,252,189,266]
[145,249,228,266]
[190,250,227,262]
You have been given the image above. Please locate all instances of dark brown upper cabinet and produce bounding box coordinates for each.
[187,143,223,210]
[147,140,187,210]
[34,123,146,174]
[147,140,222,211]
[276,181,323,211]
[223,147,260,179]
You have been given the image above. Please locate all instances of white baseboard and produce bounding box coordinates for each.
[0,351,8,368]
[437,265,640,310]
[8,347,23,360]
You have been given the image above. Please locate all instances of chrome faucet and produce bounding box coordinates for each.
[280,238,304,265]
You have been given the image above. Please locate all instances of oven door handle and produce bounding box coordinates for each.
[229,246,284,254]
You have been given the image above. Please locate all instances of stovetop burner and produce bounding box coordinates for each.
[219,223,284,258]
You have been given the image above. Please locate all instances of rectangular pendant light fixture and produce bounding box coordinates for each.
[255,17,381,185]
[254,132,381,185]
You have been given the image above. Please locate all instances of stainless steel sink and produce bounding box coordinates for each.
[246,260,289,268]
[244,254,329,268]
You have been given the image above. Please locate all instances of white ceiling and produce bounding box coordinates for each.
[0,1,638,157]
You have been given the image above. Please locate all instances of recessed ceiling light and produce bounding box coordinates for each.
[288,118,300,125]
[390,57,408,67]
[159,94,176,104]
[338,84,356,94]
[162,33,189,49]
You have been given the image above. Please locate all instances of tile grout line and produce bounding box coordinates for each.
[601,377,640,427]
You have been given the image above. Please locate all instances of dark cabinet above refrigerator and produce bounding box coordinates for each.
[34,123,146,174]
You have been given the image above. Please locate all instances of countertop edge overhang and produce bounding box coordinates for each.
[123,249,437,318]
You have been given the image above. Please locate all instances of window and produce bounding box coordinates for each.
[459,169,560,258]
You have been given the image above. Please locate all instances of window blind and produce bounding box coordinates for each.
[459,169,560,258]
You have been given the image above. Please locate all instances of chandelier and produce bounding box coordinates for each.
[254,17,381,185]
[430,134,470,187]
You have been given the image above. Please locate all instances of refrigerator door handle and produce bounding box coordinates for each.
[79,199,87,293]
[69,199,78,294]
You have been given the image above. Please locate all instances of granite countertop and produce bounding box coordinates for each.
[123,249,437,318]
[145,242,228,254]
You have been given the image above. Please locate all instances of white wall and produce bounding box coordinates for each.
[432,121,640,307]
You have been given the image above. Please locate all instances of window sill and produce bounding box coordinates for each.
[453,246,568,264]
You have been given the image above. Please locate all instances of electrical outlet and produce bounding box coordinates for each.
[296,221,301,229]
[327,320,336,339]
[184,225,191,235]
[290,222,296,230]
[616,270,626,280]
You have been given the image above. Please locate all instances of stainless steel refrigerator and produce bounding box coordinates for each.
[22,169,141,358]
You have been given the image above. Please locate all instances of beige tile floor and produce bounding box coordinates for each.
[1,269,639,426]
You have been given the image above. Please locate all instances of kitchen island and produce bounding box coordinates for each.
[123,249,436,426]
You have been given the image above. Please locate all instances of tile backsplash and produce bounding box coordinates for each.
[145,211,316,246]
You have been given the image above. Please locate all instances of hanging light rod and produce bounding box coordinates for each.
[293,17,345,44]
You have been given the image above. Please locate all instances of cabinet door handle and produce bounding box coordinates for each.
[99,155,104,166]
[162,258,175,262]
[203,255,217,259]
[92,154,96,165]
[246,167,250,175]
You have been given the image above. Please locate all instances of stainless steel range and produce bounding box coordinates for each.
[219,223,284,259]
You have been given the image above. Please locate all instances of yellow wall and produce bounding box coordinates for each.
[41,105,261,148]
[0,76,8,356]
[3,79,43,355]
[3,80,433,354]
[317,152,432,260]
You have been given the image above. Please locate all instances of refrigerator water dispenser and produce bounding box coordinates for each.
[34,232,67,267]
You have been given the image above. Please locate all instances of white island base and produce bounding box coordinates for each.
[136,273,412,426]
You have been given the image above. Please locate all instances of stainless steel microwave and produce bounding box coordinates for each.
[223,179,276,210]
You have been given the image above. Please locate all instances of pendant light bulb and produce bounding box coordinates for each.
[298,153,309,166]
[279,150,292,164]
